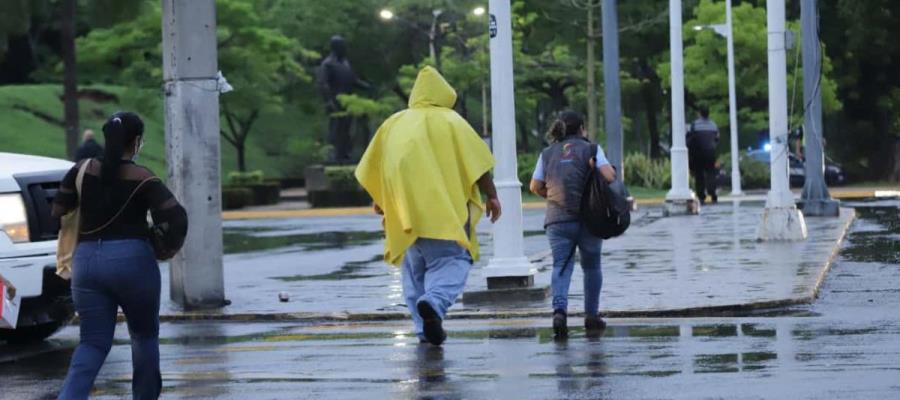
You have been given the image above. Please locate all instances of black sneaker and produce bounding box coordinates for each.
[711,194,718,204]
[584,315,607,337]
[417,301,446,346]
[553,311,568,339]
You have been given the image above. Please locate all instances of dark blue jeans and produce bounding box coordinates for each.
[59,239,161,400]
[547,222,603,316]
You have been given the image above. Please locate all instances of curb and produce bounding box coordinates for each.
[222,189,887,221]
[149,207,859,324]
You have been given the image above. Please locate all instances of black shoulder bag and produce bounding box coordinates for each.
[580,146,632,239]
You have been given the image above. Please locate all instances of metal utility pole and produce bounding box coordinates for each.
[664,0,699,216]
[484,0,536,289]
[757,0,808,240]
[162,0,226,308]
[602,0,623,174]
[725,0,742,196]
[799,0,839,216]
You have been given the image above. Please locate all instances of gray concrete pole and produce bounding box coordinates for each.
[757,0,807,241]
[602,0,623,175]
[664,0,699,216]
[799,0,839,216]
[162,0,226,309]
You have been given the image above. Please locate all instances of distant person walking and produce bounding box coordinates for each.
[74,129,103,162]
[356,66,500,346]
[529,111,616,339]
[53,112,188,399]
[687,107,720,204]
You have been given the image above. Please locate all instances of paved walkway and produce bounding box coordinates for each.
[161,201,856,320]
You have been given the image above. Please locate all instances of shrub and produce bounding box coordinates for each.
[717,153,770,189]
[517,152,540,190]
[324,166,360,190]
[227,170,265,185]
[624,153,671,189]
[222,187,253,210]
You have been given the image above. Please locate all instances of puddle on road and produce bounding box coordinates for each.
[843,206,900,264]
[272,254,387,281]
[223,230,383,254]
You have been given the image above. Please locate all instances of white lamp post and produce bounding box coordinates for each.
[758,0,807,241]
[694,0,743,196]
[664,0,699,216]
[484,0,536,288]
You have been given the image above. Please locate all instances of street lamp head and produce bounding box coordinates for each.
[693,25,705,31]
[473,6,486,16]
[433,9,444,18]
[379,9,394,21]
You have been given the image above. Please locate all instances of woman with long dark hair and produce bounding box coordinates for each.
[529,111,616,339]
[52,112,187,399]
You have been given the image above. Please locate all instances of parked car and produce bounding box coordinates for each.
[717,148,846,188]
[0,152,75,343]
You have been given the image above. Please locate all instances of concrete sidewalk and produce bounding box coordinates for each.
[159,201,856,322]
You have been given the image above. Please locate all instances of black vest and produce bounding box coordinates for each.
[541,136,594,227]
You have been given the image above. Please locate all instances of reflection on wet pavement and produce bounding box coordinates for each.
[2,199,898,399]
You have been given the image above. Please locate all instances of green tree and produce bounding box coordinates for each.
[0,0,143,159]
[820,0,900,181]
[77,0,312,172]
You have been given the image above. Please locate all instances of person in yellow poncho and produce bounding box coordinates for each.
[355,66,500,346]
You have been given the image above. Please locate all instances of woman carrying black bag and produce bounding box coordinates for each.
[52,112,188,399]
[529,111,616,339]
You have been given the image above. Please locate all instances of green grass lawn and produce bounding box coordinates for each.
[0,84,317,180]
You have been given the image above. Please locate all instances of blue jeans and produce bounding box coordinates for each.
[402,238,473,340]
[547,222,603,316]
[59,239,161,400]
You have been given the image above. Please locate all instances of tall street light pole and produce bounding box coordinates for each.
[664,0,699,216]
[725,0,742,196]
[484,0,536,289]
[602,0,623,175]
[694,1,742,196]
[758,0,808,241]
[799,0,839,216]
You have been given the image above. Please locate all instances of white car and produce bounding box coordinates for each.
[0,152,75,343]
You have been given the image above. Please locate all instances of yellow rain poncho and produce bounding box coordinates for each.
[355,66,495,265]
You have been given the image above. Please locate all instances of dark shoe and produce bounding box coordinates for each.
[584,315,607,337]
[553,311,568,339]
[417,301,446,346]
[711,194,718,204]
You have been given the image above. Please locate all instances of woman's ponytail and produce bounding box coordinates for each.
[546,119,567,143]
[100,112,144,186]
[545,110,586,143]
[101,117,126,186]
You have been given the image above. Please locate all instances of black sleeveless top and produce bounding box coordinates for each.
[52,159,188,244]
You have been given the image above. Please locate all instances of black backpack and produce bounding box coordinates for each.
[580,147,631,239]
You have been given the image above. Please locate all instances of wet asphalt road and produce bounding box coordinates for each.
[1,199,898,399]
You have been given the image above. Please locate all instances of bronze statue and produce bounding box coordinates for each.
[317,35,370,164]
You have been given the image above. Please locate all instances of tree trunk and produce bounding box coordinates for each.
[236,142,246,172]
[61,0,79,160]
[644,84,661,159]
[890,138,900,182]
